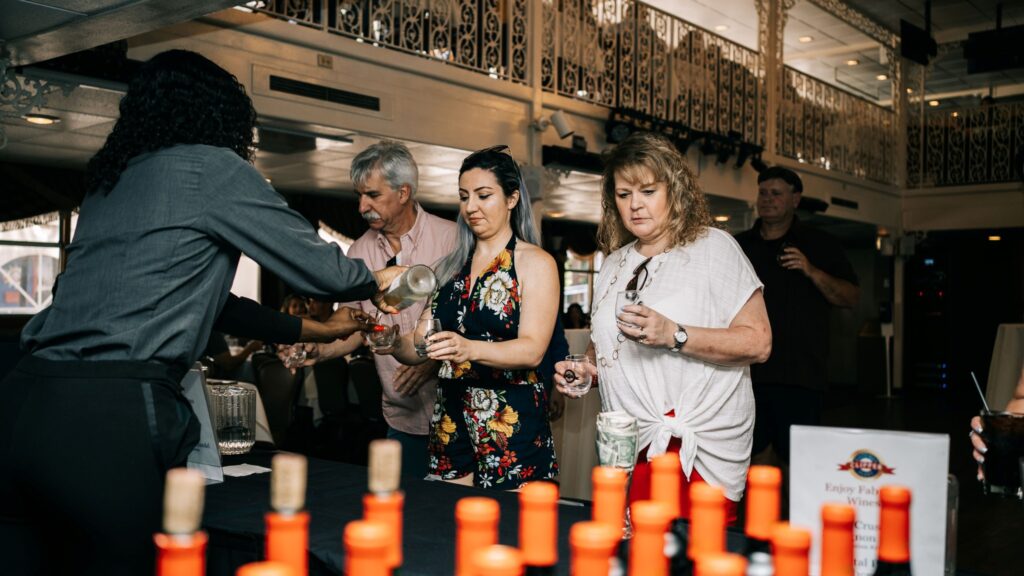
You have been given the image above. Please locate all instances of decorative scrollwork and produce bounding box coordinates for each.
[0,55,76,150]
[804,0,896,48]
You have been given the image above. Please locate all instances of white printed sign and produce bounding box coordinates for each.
[181,366,223,485]
[790,425,949,576]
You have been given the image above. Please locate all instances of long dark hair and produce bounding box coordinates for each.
[433,146,539,285]
[86,49,257,194]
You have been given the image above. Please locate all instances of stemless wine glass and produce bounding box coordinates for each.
[365,315,400,353]
[616,290,641,327]
[562,354,593,398]
[283,344,307,369]
[414,318,443,358]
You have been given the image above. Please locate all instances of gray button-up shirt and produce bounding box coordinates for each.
[23,144,376,370]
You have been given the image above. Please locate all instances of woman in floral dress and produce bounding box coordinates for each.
[387,145,560,489]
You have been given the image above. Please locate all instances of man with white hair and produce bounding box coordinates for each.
[311,140,456,478]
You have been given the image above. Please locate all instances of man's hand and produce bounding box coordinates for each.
[324,307,374,339]
[779,246,813,276]
[393,361,439,397]
[371,265,408,314]
[276,342,320,374]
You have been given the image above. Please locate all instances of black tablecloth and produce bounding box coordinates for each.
[203,452,749,575]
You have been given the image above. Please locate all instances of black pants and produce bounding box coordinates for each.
[751,383,823,464]
[0,356,199,576]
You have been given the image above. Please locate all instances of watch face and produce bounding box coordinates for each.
[674,330,687,344]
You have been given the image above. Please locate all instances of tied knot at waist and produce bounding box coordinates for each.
[647,415,698,478]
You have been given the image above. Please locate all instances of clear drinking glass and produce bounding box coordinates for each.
[596,411,639,539]
[209,385,256,455]
[414,318,443,358]
[365,315,400,353]
[562,354,593,398]
[616,290,641,326]
[283,344,307,369]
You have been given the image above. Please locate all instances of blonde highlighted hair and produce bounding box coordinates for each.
[597,131,712,254]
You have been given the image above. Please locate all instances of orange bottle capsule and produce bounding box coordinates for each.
[872,486,913,576]
[156,468,207,576]
[570,521,621,576]
[154,532,208,576]
[520,481,559,573]
[591,467,628,534]
[743,466,782,557]
[695,552,749,576]
[472,544,525,576]
[772,522,812,576]
[650,452,682,518]
[628,500,673,576]
[364,491,405,571]
[821,504,856,576]
[236,561,297,576]
[344,520,390,576]
[456,497,501,576]
[688,482,727,561]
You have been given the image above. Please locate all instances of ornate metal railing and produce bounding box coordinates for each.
[907,102,1024,188]
[779,67,896,185]
[542,0,765,146]
[259,0,530,83]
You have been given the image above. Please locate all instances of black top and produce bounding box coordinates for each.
[735,217,858,390]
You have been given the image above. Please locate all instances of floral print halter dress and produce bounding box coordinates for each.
[428,234,558,489]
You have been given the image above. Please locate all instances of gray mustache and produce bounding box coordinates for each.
[362,211,382,222]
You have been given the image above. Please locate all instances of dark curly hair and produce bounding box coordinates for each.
[86,49,257,194]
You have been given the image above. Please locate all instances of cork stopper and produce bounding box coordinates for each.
[368,439,402,494]
[271,453,307,514]
[162,468,205,535]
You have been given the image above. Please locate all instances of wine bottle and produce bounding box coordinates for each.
[820,504,856,576]
[344,520,391,576]
[364,439,404,575]
[694,553,748,576]
[456,497,501,576]
[872,486,913,576]
[382,265,438,310]
[155,468,207,576]
[591,467,628,534]
[629,500,673,576]
[771,523,811,576]
[265,453,309,576]
[650,453,691,576]
[235,561,297,576]
[688,483,727,564]
[520,481,559,575]
[473,545,525,576]
[743,466,782,558]
[570,521,621,576]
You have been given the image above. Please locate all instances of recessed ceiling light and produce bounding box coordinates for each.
[547,211,565,218]
[714,215,731,222]
[929,100,940,107]
[846,59,859,66]
[989,235,1002,241]
[715,25,729,32]
[876,74,888,81]
[23,113,60,125]
[951,111,959,118]
[799,36,814,43]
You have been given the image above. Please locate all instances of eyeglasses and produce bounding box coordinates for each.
[625,257,652,292]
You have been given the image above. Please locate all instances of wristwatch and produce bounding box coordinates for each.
[670,324,688,352]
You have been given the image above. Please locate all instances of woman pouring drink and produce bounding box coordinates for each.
[554,131,771,521]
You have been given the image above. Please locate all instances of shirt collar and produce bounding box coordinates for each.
[374,203,426,257]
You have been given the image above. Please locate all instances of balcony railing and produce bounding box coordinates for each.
[255,0,913,186]
[542,0,765,146]
[907,101,1024,188]
[779,67,896,185]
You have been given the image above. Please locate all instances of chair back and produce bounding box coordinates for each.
[251,352,302,446]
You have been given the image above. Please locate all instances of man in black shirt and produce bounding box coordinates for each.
[735,166,860,465]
